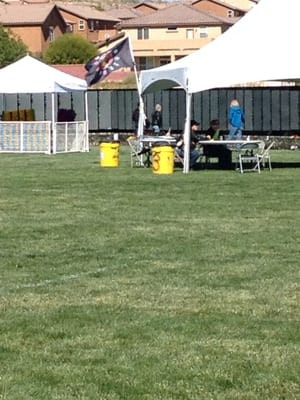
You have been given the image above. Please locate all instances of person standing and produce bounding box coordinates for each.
[227,99,245,142]
[132,103,140,134]
[132,102,149,135]
[151,104,162,134]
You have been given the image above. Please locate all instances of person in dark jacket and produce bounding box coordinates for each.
[205,119,223,140]
[132,103,140,134]
[132,103,149,134]
[151,104,162,134]
[176,120,201,169]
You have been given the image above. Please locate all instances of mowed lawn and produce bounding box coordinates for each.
[0,146,299,400]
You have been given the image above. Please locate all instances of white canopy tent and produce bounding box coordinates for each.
[139,0,300,172]
[0,55,88,153]
[0,55,87,93]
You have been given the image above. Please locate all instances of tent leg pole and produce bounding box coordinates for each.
[183,92,192,173]
[84,90,89,151]
[51,92,56,154]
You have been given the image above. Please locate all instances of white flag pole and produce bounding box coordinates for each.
[128,35,145,139]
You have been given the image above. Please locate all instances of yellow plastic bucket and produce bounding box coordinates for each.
[152,145,174,175]
[99,141,120,167]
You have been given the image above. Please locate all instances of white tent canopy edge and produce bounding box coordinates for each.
[0,55,87,93]
[138,0,300,172]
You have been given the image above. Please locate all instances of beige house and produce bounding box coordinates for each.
[0,0,254,71]
[226,0,256,10]
[55,3,120,43]
[118,3,234,70]
[0,3,66,56]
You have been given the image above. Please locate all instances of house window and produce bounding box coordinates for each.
[49,26,55,42]
[227,10,234,17]
[78,20,85,31]
[136,57,154,70]
[66,23,73,33]
[138,57,147,70]
[137,27,149,40]
[88,20,94,31]
[199,26,208,38]
[186,29,194,39]
[166,27,178,32]
[159,56,171,66]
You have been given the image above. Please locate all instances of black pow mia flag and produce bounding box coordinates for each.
[85,37,134,86]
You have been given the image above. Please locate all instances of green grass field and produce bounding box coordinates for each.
[0,146,299,399]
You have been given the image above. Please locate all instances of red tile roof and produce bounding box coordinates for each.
[119,3,234,28]
[55,2,120,22]
[52,64,86,80]
[52,64,134,82]
[0,3,59,24]
[104,5,143,20]
[133,1,168,11]
[191,0,247,12]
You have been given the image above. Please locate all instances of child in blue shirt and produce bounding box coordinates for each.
[228,99,245,143]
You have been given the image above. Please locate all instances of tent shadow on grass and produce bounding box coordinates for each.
[196,161,300,170]
[271,162,300,169]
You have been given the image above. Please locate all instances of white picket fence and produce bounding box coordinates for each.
[54,121,89,154]
[0,121,89,154]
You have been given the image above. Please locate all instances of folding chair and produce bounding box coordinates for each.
[238,142,261,173]
[257,141,274,170]
[174,149,184,167]
[127,136,144,167]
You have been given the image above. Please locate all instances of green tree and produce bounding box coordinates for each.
[0,26,27,68]
[43,34,98,64]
